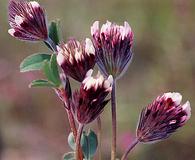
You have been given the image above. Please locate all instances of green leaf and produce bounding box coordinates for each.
[82,130,98,159]
[87,130,98,157]
[63,152,75,160]
[67,132,87,151]
[29,79,56,88]
[43,61,54,82]
[44,20,61,51]
[49,21,61,45]
[68,132,75,150]
[20,53,51,72]
[67,130,98,160]
[43,54,61,87]
[81,132,89,159]
[50,54,61,84]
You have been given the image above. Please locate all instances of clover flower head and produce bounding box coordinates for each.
[71,69,113,124]
[57,38,95,82]
[136,92,191,143]
[8,0,48,41]
[91,21,134,79]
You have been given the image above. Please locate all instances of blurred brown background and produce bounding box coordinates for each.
[0,0,195,159]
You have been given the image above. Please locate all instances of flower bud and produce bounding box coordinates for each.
[137,92,191,143]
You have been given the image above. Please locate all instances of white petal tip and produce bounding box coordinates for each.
[124,21,130,27]
[85,38,95,55]
[30,1,40,8]
[107,75,113,84]
[183,101,191,120]
[91,21,99,35]
[56,52,65,66]
[8,29,15,36]
[15,15,24,26]
[56,46,61,52]
[86,69,93,77]
[164,92,182,105]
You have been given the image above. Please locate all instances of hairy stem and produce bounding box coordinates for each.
[65,107,83,159]
[111,80,117,160]
[76,124,84,160]
[121,138,139,160]
[97,116,102,160]
[66,109,77,138]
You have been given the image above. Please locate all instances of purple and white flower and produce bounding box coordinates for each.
[91,21,134,79]
[57,38,95,82]
[70,70,113,124]
[8,0,48,41]
[136,92,191,143]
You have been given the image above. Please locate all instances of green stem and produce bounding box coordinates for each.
[111,80,117,160]
[76,124,84,160]
[121,138,139,160]
[97,116,102,160]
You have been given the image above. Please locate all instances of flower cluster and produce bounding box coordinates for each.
[8,0,48,41]
[57,38,96,82]
[7,1,192,159]
[91,21,134,79]
[137,92,191,143]
[71,70,113,124]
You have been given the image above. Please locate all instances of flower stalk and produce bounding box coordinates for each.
[62,96,83,159]
[66,108,77,139]
[97,116,102,160]
[121,138,139,160]
[111,80,117,160]
[66,109,83,159]
[76,124,84,160]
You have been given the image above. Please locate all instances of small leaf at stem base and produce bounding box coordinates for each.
[29,79,56,88]
[20,53,51,72]
[63,152,75,160]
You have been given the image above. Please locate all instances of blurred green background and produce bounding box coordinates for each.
[0,0,195,159]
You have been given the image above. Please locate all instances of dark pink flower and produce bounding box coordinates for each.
[57,38,95,82]
[8,0,48,41]
[137,92,191,143]
[71,70,113,124]
[91,21,133,79]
